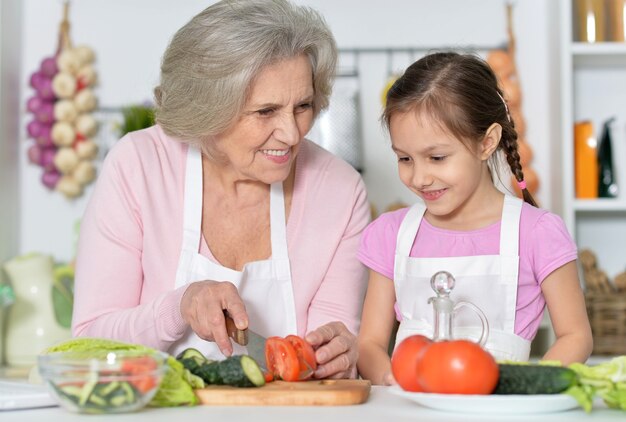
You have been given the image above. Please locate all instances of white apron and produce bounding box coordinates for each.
[393,195,531,361]
[170,146,297,360]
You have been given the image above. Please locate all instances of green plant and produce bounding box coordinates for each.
[118,105,155,137]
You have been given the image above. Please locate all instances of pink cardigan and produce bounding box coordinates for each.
[73,125,370,351]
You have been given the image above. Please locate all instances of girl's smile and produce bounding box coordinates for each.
[420,188,447,201]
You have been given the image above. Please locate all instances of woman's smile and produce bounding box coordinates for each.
[260,148,291,164]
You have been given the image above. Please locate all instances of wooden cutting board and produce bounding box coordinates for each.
[195,379,371,406]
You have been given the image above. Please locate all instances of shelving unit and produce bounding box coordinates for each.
[560,0,626,280]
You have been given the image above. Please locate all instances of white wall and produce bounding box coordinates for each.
[14,0,558,261]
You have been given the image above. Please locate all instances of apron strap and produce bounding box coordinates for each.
[396,202,426,256]
[498,195,522,333]
[181,146,203,253]
[499,195,523,257]
[269,182,292,282]
[270,182,289,262]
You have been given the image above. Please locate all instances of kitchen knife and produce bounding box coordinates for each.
[224,312,248,345]
[224,312,267,371]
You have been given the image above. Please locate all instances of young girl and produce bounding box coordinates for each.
[357,52,593,385]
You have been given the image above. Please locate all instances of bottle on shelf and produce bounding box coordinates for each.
[597,117,618,198]
[608,0,626,41]
[574,120,599,199]
[575,0,606,42]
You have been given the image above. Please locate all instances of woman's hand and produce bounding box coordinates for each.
[305,321,358,379]
[180,280,248,356]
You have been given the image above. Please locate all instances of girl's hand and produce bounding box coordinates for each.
[305,321,358,379]
[382,371,396,386]
[180,280,248,357]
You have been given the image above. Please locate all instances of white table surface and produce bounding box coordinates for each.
[1,385,623,422]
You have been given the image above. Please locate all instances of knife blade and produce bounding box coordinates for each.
[224,312,267,371]
[245,328,268,372]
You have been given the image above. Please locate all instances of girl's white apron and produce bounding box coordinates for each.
[393,195,531,361]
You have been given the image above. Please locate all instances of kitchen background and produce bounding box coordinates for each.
[1,0,559,263]
[1,0,625,363]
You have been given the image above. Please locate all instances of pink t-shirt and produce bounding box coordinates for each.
[357,203,578,340]
[73,125,370,352]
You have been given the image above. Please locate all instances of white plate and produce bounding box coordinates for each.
[389,386,580,414]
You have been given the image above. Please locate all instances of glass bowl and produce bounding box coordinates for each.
[38,349,167,414]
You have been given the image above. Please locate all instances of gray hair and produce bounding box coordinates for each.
[154,0,337,145]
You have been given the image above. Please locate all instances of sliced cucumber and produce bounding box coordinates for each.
[56,380,140,412]
[179,355,206,373]
[58,384,83,401]
[217,355,264,388]
[95,381,120,397]
[88,392,107,407]
[176,348,208,363]
[119,382,138,404]
[239,355,265,388]
[78,379,98,406]
[178,354,265,388]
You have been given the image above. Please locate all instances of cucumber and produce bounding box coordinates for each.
[218,355,265,388]
[195,361,223,385]
[176,348,208,363]
[105,382,137,407]
[178,354,265,388]
[178,356,205,374]
[77,379,98,406]
[96,381,121,397]
[54,380,139,412]
[494,364,578,395]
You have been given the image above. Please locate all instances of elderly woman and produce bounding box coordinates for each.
[72,0,369,379]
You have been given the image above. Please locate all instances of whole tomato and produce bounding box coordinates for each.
[391,335,432,392]
[416,340,499,395]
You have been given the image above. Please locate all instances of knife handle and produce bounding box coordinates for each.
[224,311,248,346]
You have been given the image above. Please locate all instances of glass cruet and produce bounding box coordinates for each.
[428,270,489,346]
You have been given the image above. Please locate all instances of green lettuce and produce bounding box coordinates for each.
[569,356,626,411]
[44,337,200,407]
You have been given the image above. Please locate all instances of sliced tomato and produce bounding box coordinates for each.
[131,376,157,393]
[265,337,300,382]
[263,371,275,383]
[120,356,159,393]
[285,335,317,380]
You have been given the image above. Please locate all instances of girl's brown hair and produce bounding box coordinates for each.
[382,52,537,207]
